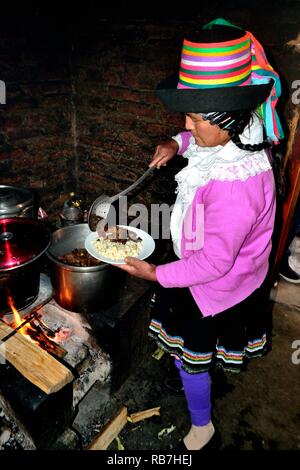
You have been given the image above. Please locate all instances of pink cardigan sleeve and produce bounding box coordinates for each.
[173,131,192,155]
[156,180,263,288]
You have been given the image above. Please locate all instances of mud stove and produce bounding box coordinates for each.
[0,273,153,449]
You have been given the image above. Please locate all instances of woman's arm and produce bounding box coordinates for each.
[117,180,260,284]
[156,180,263,288]
[149,132,192,168]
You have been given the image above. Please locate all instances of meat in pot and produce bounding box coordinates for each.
[58,248,103,267]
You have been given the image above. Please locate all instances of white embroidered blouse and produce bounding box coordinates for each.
[170,113,272,258]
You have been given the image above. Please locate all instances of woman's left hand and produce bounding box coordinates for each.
[115,257,157,282]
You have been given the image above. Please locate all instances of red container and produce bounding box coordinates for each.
[0,218,50,313]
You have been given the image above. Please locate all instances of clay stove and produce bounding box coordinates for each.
[0,272,153,449]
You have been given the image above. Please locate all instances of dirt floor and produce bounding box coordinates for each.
[73,278,300,451]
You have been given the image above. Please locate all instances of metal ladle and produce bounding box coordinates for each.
[87,167,155,231]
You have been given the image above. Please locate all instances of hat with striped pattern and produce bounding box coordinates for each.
[156,18,283,143]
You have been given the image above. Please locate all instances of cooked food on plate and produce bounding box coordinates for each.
[92,225,142,260]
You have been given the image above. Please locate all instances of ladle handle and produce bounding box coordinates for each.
[110,167,155,203]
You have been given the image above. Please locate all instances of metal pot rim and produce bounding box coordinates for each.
[0,218,51,271]
[46,223,111,272]
[0,185,36,215]
[0,240,50,272]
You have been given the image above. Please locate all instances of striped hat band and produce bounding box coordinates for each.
[178,32,252,89]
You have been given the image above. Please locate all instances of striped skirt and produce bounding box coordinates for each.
[148,277,271,374]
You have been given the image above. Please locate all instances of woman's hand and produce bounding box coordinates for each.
[149,139,179,169]
[115,257,157,281]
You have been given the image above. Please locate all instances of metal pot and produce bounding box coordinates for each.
[0,185,39,219]
[46,224,125,313]
[0,218,51,313]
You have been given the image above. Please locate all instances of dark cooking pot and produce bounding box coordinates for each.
[0,218,51,313]
[0,185,39,219]
[46,224,125,313]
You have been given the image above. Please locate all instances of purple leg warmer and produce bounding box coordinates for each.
[175,358,211,426]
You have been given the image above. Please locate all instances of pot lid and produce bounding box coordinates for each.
[0,185,35,216]
[0,218,50,270]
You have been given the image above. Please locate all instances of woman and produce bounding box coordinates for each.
[116,19,284,451]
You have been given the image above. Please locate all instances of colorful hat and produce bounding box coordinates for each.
[156,18,284,143]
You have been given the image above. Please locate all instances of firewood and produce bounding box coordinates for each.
[0,322,13,341]
[128,406,161,423]
[87,406,128,450]
[0,324,73,394]
[28,318,67,358]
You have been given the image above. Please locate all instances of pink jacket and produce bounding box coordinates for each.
[155,133,276,316]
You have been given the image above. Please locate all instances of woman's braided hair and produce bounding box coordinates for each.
[201,110,271,152]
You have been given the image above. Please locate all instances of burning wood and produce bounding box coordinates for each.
[30,313,57,338]
[0,322,74,394]
[5,297,68,358]
[28,315,67,358]
[0,297,73,393]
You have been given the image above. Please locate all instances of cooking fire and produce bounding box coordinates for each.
[3,296,69,358]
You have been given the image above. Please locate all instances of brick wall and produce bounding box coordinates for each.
[0,13,76,214]
[0,2,299,218]
[74,19,187,213]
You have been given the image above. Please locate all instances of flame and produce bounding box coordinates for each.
[6,296,70,356]
[7,295,36,343]
[7,294,27,335]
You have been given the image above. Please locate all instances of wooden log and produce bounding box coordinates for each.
[0,322,13,341]
[87,406,128,450]
[128,406,161,424]
[0,323,73,394]
[28,319,67,358]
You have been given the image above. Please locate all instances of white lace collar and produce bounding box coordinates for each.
[175,114,272,205]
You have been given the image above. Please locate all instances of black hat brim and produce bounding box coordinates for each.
[156,74,273,113]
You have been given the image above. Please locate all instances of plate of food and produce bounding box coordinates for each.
[84,225,155,265]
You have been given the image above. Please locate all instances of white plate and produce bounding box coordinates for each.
[84,225,155,265]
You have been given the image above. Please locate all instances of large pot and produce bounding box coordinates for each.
[46,224,125,313]
[0,185,39,219]
[0,218,51,313]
